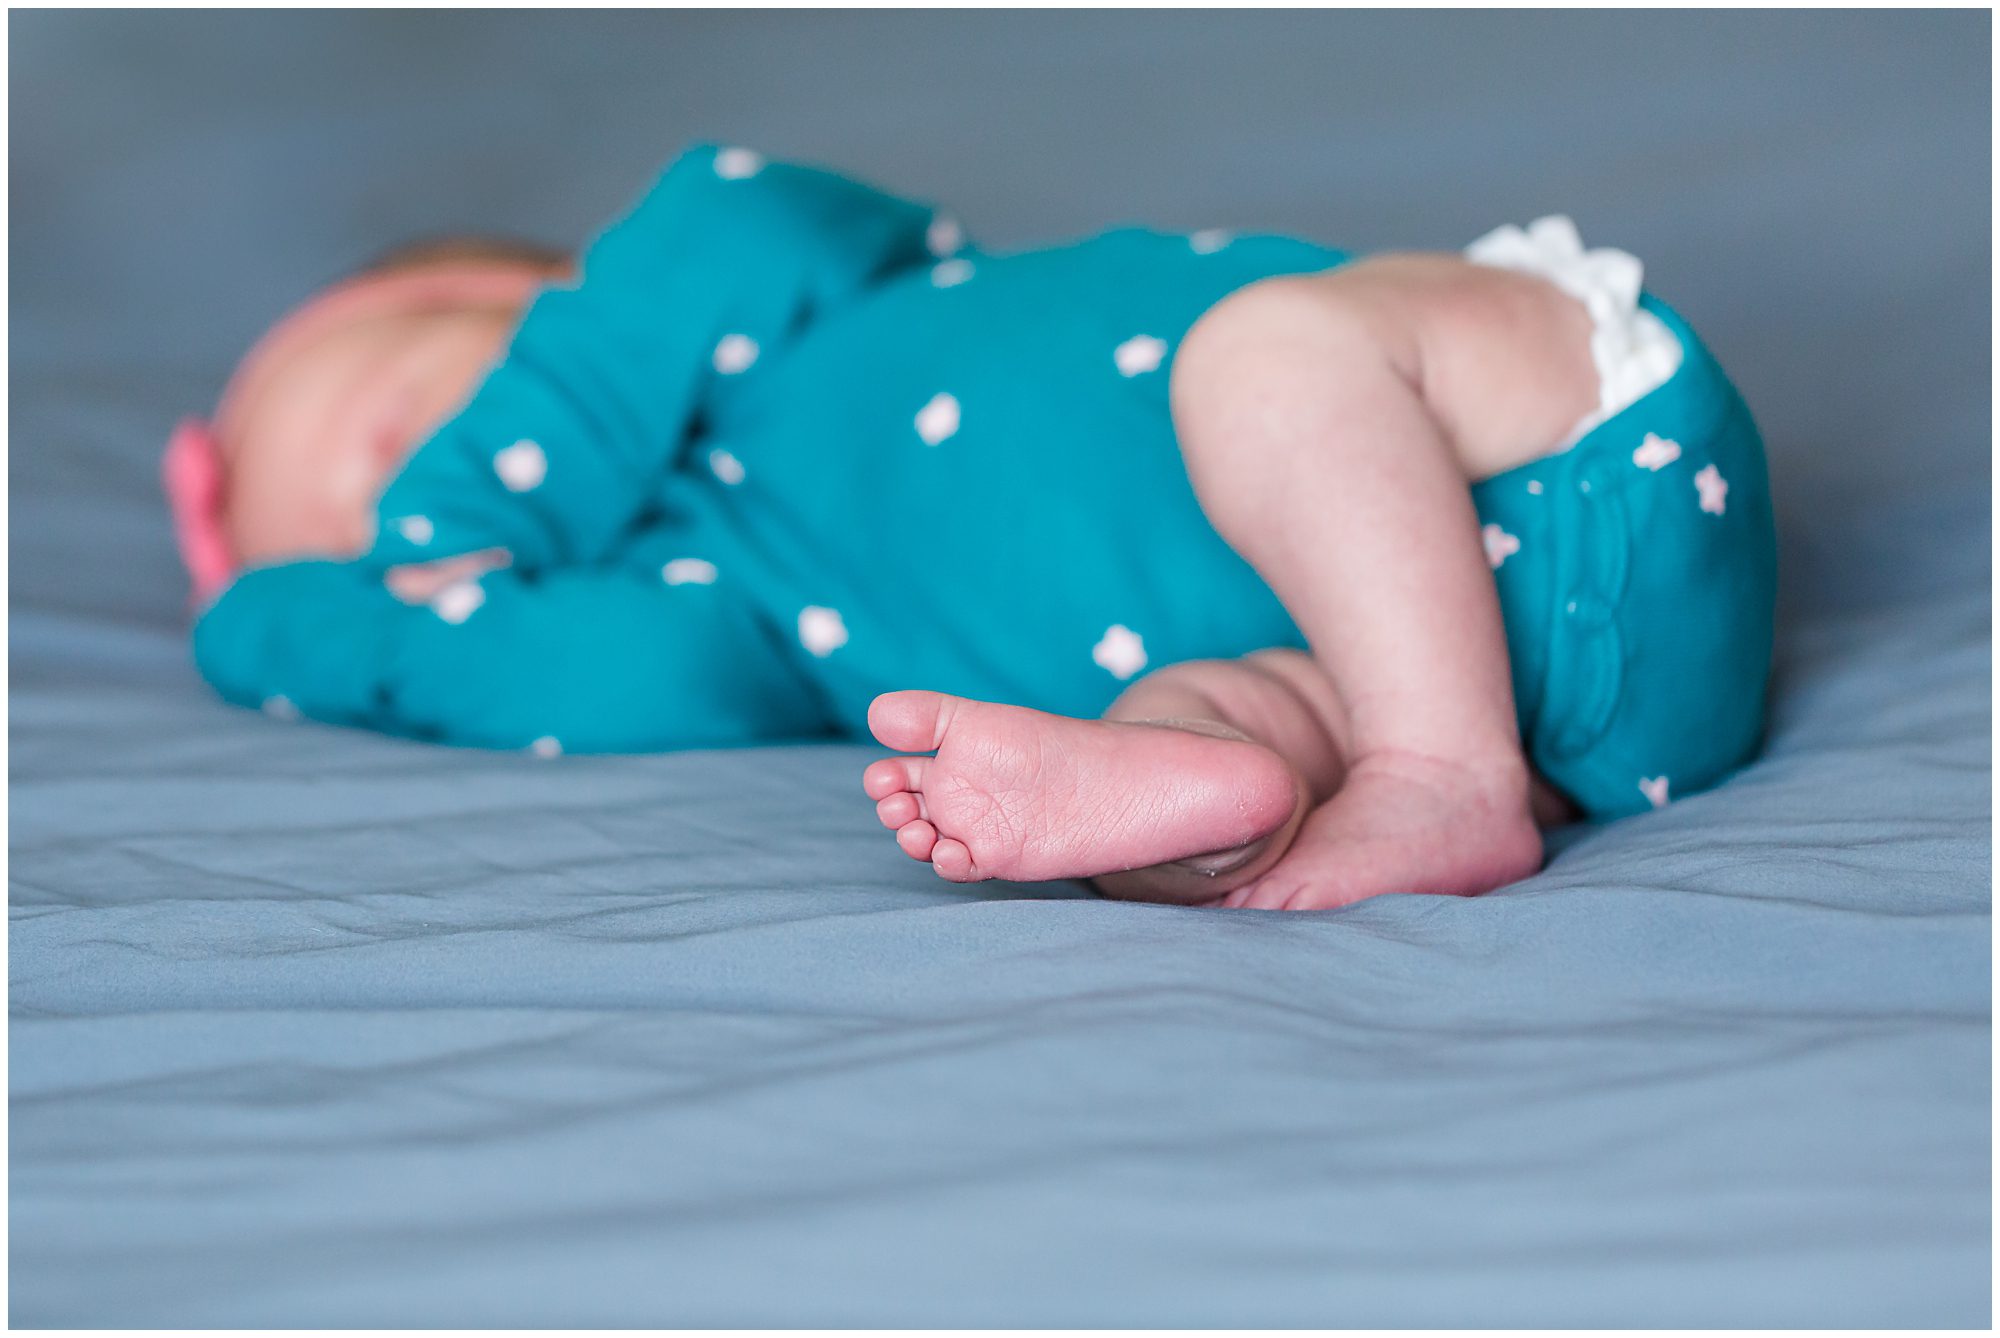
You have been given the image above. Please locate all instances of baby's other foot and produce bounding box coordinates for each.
[861,690,1300,884]
[1221,751,1542,911]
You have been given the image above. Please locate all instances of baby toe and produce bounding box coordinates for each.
[930,838,976,882]
[876,792,922,829]
[896,819,939,861]
[862,756,925,800]
[866,690,952,754]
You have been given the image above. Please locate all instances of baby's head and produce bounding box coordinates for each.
[167,238,569,599]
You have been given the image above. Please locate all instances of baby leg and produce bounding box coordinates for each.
[862,650,1348,902]
[1168,254,1599,909]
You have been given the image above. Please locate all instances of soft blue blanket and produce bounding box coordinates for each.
[11,11,1990,1326]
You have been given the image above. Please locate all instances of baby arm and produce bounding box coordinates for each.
[195,145,949,747]
[366,143,944,574]
[194,558,828,752]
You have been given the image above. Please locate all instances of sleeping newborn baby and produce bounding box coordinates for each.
[174,144,1775,909]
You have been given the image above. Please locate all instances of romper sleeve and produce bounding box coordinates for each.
[192,558,831,751]
[365,143,944,572]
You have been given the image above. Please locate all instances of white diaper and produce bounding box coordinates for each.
[1465,215,1683,448]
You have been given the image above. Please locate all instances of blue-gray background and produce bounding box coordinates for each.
[11,10,1991,1326]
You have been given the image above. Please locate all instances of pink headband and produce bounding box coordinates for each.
[165,260,552,606]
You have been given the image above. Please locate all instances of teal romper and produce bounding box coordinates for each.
[194,145,1776,820]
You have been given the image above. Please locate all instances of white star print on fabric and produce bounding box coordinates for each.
[712,333,759,375]
[1092,624,1148,680]
[1188,229,1232,254]
[661,558,718,586]
[1632,432,1681,471]
[926,214,963,258]
[529,736,563,759]
[1482,523,1521,569]
[713,147,764,180]
[1114,335,1168,377]
[262,695,300,721]
[931,258,974,288]
[395,515,434,545]
[915,393,960,446]
[1638,775,1671,809]
[494,439,547,492]
[1695,464,1729,515]
[430,580,486,625]
[709,448,746,485]
[798,606,848,657]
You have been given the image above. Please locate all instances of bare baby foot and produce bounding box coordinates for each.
[1221,750,1543,911]
[862,690,1301,884]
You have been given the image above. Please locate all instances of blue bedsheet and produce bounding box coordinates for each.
[11,11,1991,1326]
